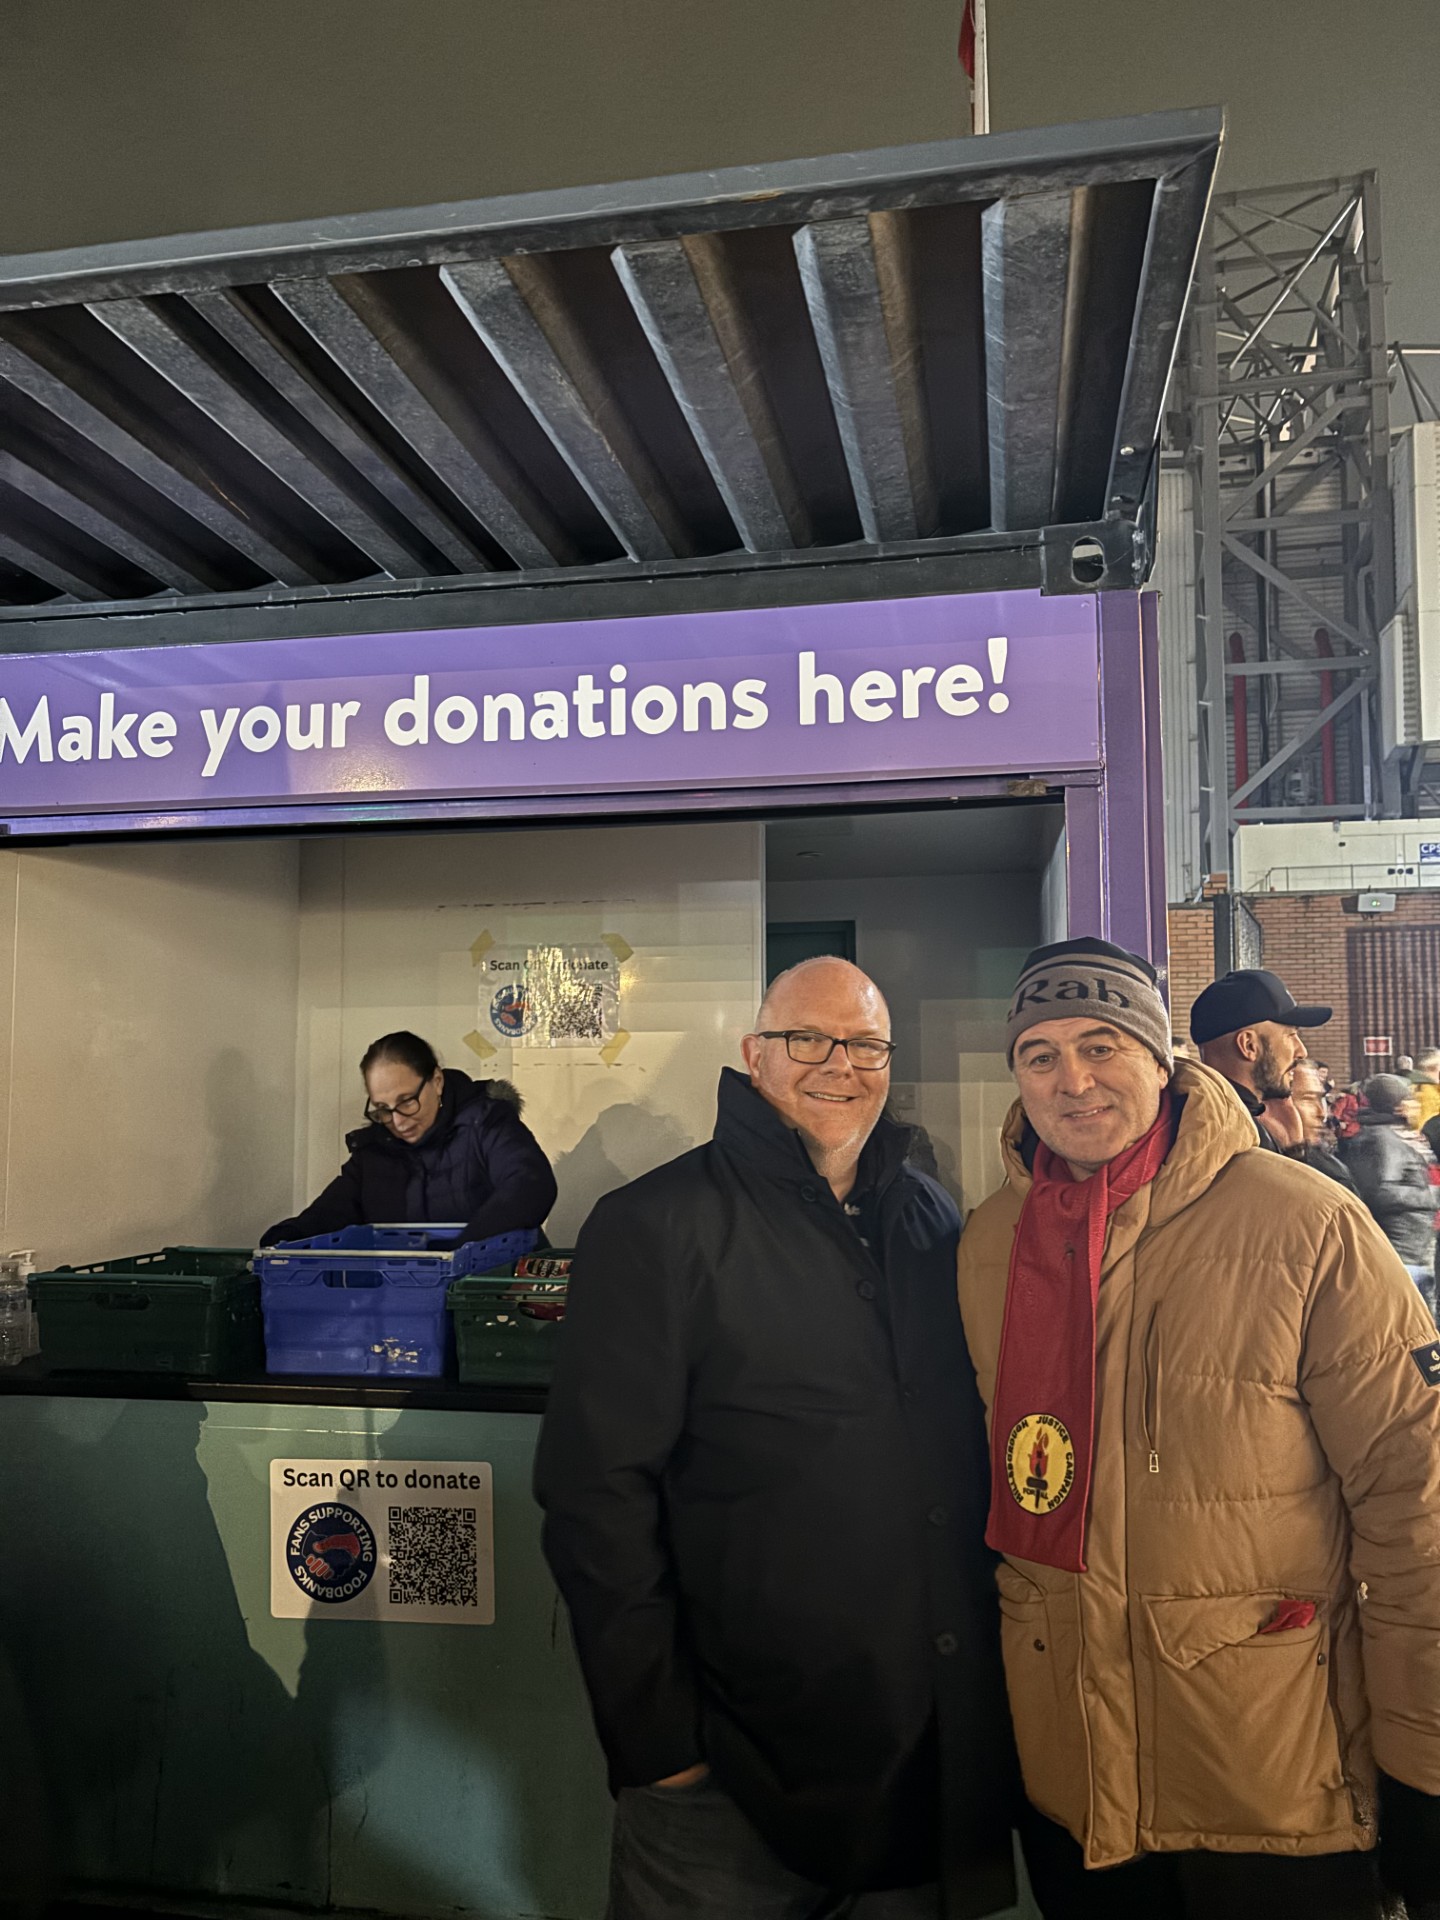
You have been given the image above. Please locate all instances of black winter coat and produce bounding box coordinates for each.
[1340,1110,1438,1267]
[533,1068,1016,1915]
[1285,1140,1360,1193]
[262,1069,556,1247]
[1219,1075,1284,1150]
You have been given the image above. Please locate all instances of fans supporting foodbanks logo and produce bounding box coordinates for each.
[286,1502,378,1604]
[490,984,535,1038]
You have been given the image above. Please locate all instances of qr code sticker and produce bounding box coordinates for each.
[546,983,605,1042]
[388,1505,479,1609]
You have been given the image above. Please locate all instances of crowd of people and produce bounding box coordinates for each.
[1174,990,1440,1322]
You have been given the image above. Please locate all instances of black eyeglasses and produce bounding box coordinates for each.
[755,1029,896,1070]
[365,1081,430,1124]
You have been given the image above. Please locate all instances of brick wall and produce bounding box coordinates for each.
[1251,891,1440,1083]
[1166,891,1440,1081]
[1166,905,1214,1044]
[1246,895,1355,1078]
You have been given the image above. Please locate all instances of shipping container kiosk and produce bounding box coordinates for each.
[0,111,1220,1920]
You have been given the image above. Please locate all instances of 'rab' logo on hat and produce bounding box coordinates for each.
[1012,975,1133,1016]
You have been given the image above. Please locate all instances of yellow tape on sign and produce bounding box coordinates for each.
[470,930,495,965]
[463,1028,497,1060]
[599,1029,631,1066]
[602,932,633,963]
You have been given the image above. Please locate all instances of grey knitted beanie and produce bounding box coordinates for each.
[1006,936,1172,1070]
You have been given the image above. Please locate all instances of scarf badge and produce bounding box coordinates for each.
[1003,1411,1077,1515]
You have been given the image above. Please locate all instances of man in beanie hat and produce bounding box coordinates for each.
[958,935,1440,1918]
[1190,967,1332,1151]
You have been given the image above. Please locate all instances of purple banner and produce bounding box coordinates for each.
[0,591,1100,820]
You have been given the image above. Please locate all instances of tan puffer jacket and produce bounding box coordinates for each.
[958,1059,1440,1868]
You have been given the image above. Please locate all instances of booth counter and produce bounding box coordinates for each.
[0,1386,611,1919]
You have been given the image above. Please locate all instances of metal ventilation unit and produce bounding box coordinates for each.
[1382,421,1440,754]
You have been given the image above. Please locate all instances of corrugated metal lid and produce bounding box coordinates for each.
[0,108,1220,615]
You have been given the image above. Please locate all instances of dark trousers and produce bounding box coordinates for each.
[607,1777,941,1920]
[1020,1808,1394,1920]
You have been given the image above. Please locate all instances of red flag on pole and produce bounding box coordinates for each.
[959,0,977,78]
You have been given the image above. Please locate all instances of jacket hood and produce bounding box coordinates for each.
[1357,1105,1408,1129]
[346,1066,518,1155]
[997,1057,1257,1227]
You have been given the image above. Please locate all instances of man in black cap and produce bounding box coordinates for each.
[1190,968,1332,1151]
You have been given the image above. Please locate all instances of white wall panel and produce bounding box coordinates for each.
[0,839,301,1266]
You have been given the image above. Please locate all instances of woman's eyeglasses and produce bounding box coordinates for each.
[365,1082,429,1124]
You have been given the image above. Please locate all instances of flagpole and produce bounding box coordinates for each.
[971,0,990,137]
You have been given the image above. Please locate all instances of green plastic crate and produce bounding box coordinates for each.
[31,1246,262,1377]
[448,1251,571,1387]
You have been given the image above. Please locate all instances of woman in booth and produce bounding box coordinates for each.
[262,1031,556,1247]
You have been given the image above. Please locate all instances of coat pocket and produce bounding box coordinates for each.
[996,1562,1086,1833]
[1143,1593,1347,1839]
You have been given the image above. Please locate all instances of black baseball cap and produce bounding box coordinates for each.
[1190,969,1332,1047]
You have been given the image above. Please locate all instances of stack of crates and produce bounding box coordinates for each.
[31,1247,262,1376]
[256,1224,538,1378]
[448,1249,573,1386]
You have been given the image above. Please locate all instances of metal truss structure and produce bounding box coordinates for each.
[1179,174,1394,878]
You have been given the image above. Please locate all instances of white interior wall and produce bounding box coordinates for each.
[0,839,301,1269]
[765,871,1039,1212]
[293,822,764,1244]
[1038,813,1068,946]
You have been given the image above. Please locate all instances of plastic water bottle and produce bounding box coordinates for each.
[0,1251,38,1366]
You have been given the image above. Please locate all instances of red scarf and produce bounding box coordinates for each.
[986,1094,1176,1572]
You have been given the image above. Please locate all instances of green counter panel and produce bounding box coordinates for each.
[0,1396,611,1920]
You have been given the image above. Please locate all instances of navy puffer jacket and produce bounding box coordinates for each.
[263,1069,556,1247]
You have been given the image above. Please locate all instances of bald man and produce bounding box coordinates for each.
[536,959,1015,1920]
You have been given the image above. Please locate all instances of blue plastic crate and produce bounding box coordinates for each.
[257,1225,537,1377]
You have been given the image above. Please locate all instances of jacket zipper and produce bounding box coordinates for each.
[1326,1672,1371,1830]
[1141,1305,1162,1473]
[1322,1599,1373,1831]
